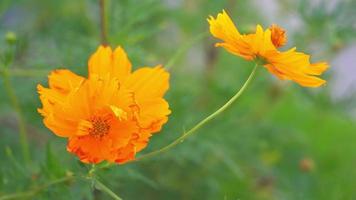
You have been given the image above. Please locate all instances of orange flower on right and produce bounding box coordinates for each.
[208,10,328,87]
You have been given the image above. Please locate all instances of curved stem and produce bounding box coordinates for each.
[135,63,259,162]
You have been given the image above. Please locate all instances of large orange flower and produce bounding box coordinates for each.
[37,46,170,164]
[208,10,328,87]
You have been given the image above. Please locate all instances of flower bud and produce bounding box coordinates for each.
[5,31,17,45]
[299,157,315,172]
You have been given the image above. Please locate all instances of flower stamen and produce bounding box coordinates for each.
[270,24,287,48]
[89,116,111,138]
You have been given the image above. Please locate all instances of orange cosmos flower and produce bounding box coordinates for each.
[37,46,170,164]
[208,10,328,87]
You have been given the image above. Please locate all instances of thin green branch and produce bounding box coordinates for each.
[0,173,122,200]
[86,164,122,200]
[0,176,73,200]
[92,178,123,200]
[135,63,259,162]
[4,146,27,177]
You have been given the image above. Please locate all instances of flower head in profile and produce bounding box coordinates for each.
[37,46,170,164]
[208,10,328,87]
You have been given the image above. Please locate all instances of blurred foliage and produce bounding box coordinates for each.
[0,0,356,199]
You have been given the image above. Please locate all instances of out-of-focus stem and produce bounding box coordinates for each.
[0,175,73,200]
[135,63,259,162]
[0,69,30,164]
[87,164,122,199]
[0,68,50,77]
[165,32,209,70]
[99,0,108,45]
[92,178,123,200]
[0,173,123,200]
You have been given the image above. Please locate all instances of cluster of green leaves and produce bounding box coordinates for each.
[0,0,355,199]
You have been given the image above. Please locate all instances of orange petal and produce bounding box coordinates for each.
[208,10,279,61]
[303,62,329,75]
[42,114,79,137]
[263,64,289,80]
[67,135,113,163]
[88,45,113,78]
[135,98,171,132]
[109,120,139,150]
[244,25,276,56]
[88,46,133,83]
[207,9,241,42]
[123,66,169,99]
[114,144,136,164]
[112,46,132,82]
[48,69,85,94]
[263,49,328,87]
[270,61,327,87]
[67,119,141,164]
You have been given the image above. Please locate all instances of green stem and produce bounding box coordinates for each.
[87,165,122,199]
[99,0,108,45]
[0,69,30,164]
[0,174,122,200]
[135,63,259,162]
[92,178,123,200]
[0,176,73,200]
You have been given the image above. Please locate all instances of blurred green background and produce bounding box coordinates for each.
[1,0,356,199]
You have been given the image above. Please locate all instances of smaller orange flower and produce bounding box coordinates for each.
[208,10,328,87]
[37,46,171,164]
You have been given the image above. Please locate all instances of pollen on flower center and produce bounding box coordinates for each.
[89,117,111,137]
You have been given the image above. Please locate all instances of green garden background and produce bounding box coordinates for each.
[0,0,355,199]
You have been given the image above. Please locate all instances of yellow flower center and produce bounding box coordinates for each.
[89,116,111,137]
